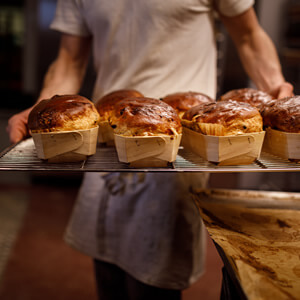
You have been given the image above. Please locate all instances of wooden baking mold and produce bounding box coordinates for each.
[31,126,99,162]
[114,134,182,167]
[263,128,300,161]
[98,121,115,146]
[182,127,265,165]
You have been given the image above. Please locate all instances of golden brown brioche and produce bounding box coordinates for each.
[28,94,100,133]
[162,91,214,118]
[182,100,263,136]
[109,97,182,136]
[95,89,144,122]
[219,88,274,111]
[261,96,300,133]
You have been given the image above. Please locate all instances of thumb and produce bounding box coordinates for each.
[277,82,294,99]
[7,123,29,144]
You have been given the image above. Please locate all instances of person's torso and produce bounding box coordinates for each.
[78,0,217,99]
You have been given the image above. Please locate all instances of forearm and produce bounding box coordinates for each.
[220,8,289,94]
[37,59,86,102]
[6,34,92,144]
[233,27,285,92]
[37,34,92,103]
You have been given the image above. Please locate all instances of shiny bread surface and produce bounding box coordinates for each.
[28,94,100,133]
[109,97,182,136]
[182,100,263,136]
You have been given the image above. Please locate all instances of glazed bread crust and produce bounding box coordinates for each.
[220,88,274,111]
[109,97,182,136]
[95,89,144,122]
[182,100,263,136]
[28,94,100,133]
[262,96,300,133]
[162,91,214,118]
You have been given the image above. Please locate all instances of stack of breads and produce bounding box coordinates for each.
[28,87,299,164]
[218,88,300,161]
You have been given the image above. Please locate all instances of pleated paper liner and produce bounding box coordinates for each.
[263,128,300,163]
[31,126,99,162]
[182,127,265,165]
[114,133,182,167]
[98,121,115,146]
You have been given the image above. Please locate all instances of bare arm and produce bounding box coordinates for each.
[219,7,293,98]
[7,33,92,143]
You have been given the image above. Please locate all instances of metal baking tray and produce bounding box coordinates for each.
[0,138,299,173]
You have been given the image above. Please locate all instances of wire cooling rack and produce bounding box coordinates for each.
[0,138,299,173]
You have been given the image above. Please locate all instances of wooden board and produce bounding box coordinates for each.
[114,134,182,167]
[263,128,300,160]
[31,126,99,162]
[182,127,265,165]
[192,188,300,300]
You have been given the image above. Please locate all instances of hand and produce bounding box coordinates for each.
[268,82,294,99]
[6,107,33,144]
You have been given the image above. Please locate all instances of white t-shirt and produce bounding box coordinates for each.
[51,0,253,101]
[50,0,254,290]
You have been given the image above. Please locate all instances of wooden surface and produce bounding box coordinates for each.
[114,134,182,166]
[31,127,98,162]
[263,128,300,160]
[182,128,265,165]
[98,121,115,145]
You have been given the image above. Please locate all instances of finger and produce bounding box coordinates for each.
[7,116,29,144]
[277,82,294,99]
[8,124,28,144]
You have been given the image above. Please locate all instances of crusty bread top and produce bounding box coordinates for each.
[261,96,300,133]
[109,97,182,136]
[162,91,214,117]
[28,94,100,133]
[182,100,263,136]
[95,89,144,122]
[219,88,274,111]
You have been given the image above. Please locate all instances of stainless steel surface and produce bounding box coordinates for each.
[0,138,300,173]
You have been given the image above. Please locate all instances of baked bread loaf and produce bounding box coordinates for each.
[109,97,182,136]
[95,89,144,122]
[28,94,100,133]
[182,100,263,136]
[262,96,300,133]
[162,91,214,118]
[219,88,274,111]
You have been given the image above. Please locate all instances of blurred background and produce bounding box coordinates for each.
[0,0,299,299]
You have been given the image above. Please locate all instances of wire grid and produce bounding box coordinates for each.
[0,138,300,173]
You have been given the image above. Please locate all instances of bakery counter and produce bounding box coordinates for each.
[0,137,300,173]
